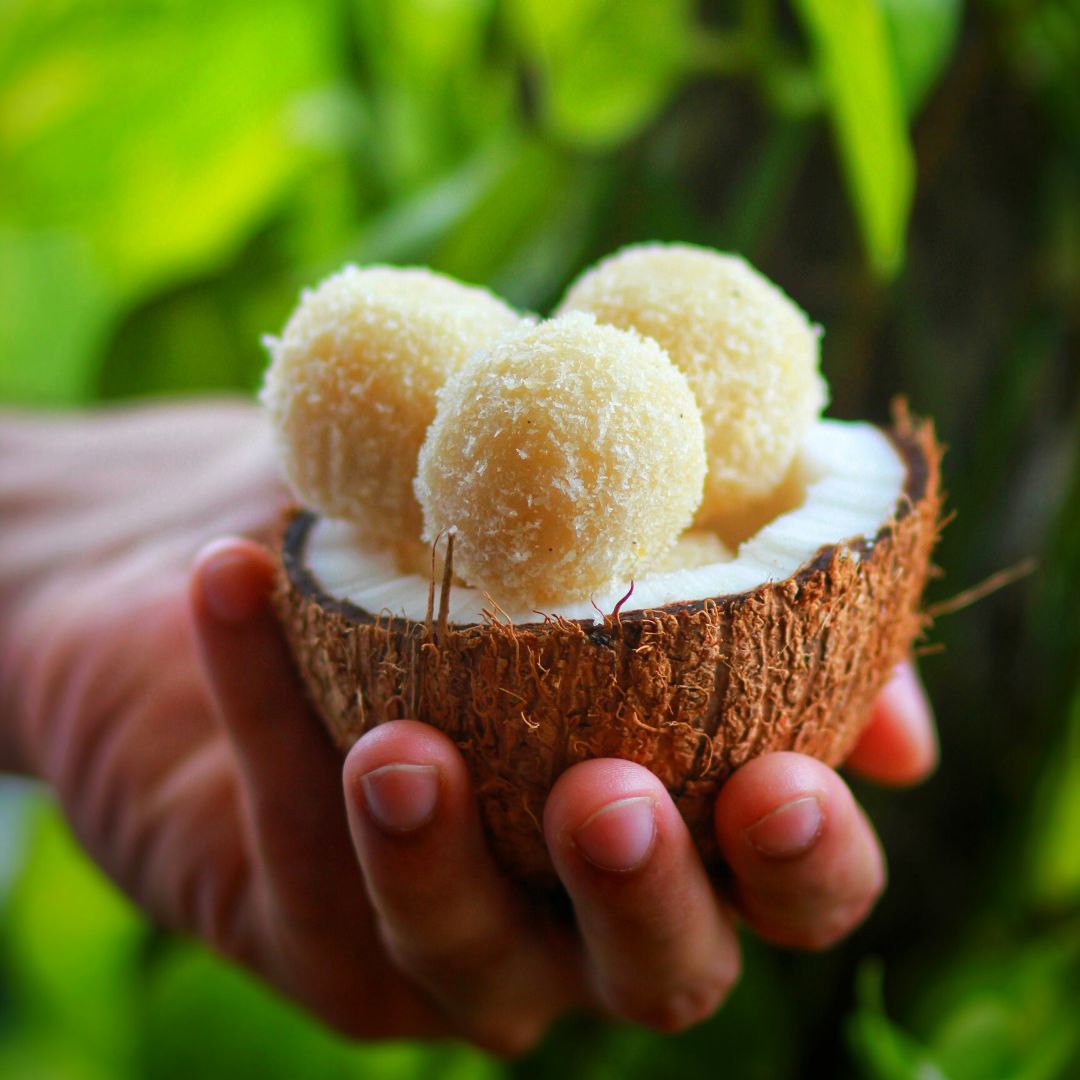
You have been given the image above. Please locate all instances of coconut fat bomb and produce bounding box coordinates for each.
[415,313,707,610]
[559,242,827,534]
[261,264,523,544]
[269,255,941,883]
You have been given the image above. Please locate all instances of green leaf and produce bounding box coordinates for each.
[720,119,816,256]
[506,0,694,148]
[98,283,258,400]
[352,139,515,267]
[1028,685,1080,907]
[2,802,146,1075]
[0,0,337,300]
[350,0,514,193]
[0,1036,123,1080]
[793,0,916,278]
[429,138,603,309]
[143,944,503,1080]
[847,961,950,1080]
[881,0,963,115]
[913,931,1080,1080]
[0,227,114,405]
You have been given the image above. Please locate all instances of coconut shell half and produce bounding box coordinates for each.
[274,409,943,885]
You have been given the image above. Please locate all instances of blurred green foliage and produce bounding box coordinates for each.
[1,0,1079,1076]
[793,0,914,275]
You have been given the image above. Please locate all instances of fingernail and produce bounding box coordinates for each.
[572,796,657,872]
[745,795,824,859]
[362,764,439,833]
[200,546,267,624]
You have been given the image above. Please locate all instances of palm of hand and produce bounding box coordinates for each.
[48,580,444,1036]
[7,405,449,1041]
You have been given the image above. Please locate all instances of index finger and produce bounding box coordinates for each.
[189,538,358,910]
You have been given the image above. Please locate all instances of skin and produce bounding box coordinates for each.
[0,401,938,1054]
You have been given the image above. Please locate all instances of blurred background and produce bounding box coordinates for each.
[1,0,1078,1076]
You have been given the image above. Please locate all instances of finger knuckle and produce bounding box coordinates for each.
[470,1015,551,1059]
[819,897,881,949]
[380,917,519,991]
[607,964,740,1033]
[777,891,881,952]
[196,868,259,964]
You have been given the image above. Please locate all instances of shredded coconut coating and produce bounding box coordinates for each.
[261,265,523,541]
[415,313,706,609]
[558,243,828,528]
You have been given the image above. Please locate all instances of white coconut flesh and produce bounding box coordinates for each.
[305,419,905,626]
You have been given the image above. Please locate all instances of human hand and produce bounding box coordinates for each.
[190,536,935,1047]
[0,402,472,1039]
[0,402,936,1053]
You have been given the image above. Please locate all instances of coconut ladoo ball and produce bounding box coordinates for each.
[261,264,523,543]
[415,313,706,610]
[558,242,828,532]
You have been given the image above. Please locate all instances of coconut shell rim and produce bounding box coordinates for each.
[282,409,935,632]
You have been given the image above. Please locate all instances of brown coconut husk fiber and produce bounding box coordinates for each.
[274,407,943,886]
